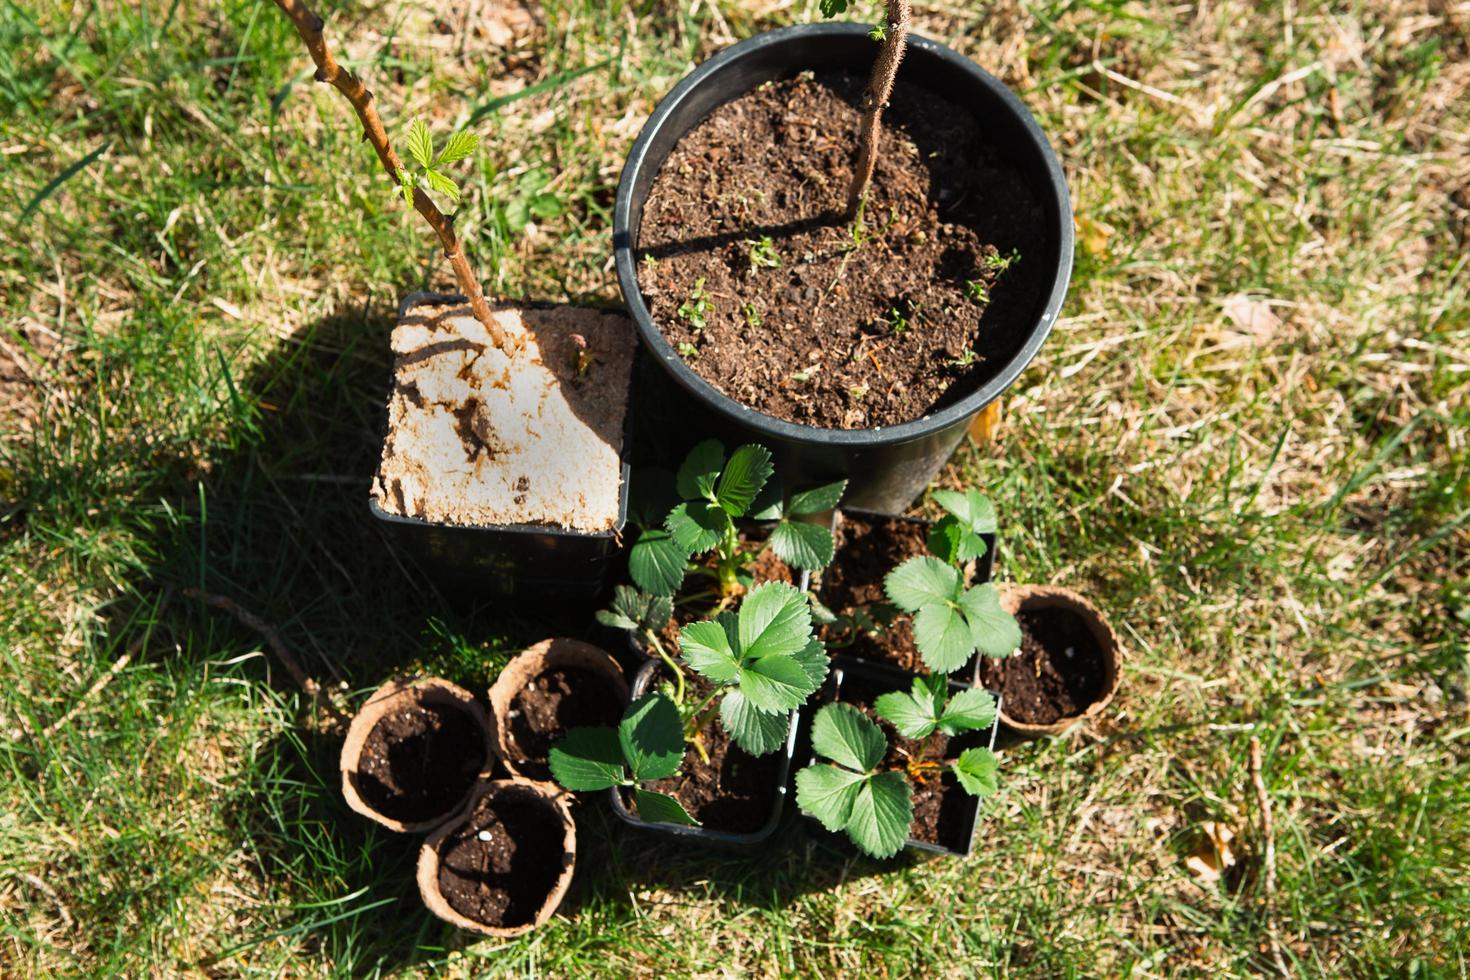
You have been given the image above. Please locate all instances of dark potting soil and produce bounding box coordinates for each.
[978,607,1105,724]
[353,700,485,823]
[636,70,1048,429]
[817,515,929,672]
[835,672,980,850]
[436,793,567,929]
[507,667,624,780]
[631,676,783,833]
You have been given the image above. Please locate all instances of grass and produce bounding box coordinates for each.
[1,0,1467,974]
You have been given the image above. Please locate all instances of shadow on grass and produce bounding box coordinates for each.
[90,302,918,972]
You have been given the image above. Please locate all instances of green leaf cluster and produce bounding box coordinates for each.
[873,675,998,740]
[396,119,477,208]
[624,439,845,598]
[819,0,850,15]
[796,699,1002,858]
[548,693,699,826]
[926,488,997,565]
[680,581,828,755]
[884,558,1021,672]
[595,584,672,634]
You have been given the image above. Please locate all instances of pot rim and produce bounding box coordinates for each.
[416,777,577,938]
[339,676,495,833]
[612,22,1074,447]
[486,638,630,778]
[992,584,1122,735]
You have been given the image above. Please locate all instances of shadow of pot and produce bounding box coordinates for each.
[486,638,629,780]
[416,778,577,938]
[340,677,495,832]
[993,585,1121,736]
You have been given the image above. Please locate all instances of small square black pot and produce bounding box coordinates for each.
[369,293,635,605]
[607,659,799,848]
[814,508,998,683]
[799,655,1002,858]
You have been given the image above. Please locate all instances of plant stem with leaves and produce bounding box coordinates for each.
[268,0,509,351]
[822,0,912,219]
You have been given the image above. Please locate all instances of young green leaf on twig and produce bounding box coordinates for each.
[397,119,478,207]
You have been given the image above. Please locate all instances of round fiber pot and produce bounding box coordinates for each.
[988,585,1120,735]
[486,638,629,780]
[417,779,576,938]
[613,23,1073,514]
[340,677,494,833]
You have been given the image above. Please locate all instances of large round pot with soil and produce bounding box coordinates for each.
[486,638,629,781]
[417,779,576,937]
[980,585,1121,735]
[613,23,1073,513]
[340,677,494,832]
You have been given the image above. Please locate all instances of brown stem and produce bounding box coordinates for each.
[845,0,911,220]
[269,0,508,351]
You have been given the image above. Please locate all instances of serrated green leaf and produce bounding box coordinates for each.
[956,530,988,563]
[619,694,685,782]
[422,167,460,203]
[790,637,830,689]
[634,788,700,826]
[958,583,1022,659]
[720,689,791,756]
[436,129,478,165]
[768,519,835,571]
[913,601,974,673]
[406,119,433,169]
[738,581,812,660]
[874,676,945,739]
[932,488,997,534]
[679,617,741,684]
[788,480,847,515]
[595,608,638,631]
[676,439,725,499]
[952,746,1000,797]
[795,764,866,831]
[819,0,849,16]
[939,687,997,736]
[666,500,726,553]
[715,444,774,517]
[845,771,912,858]
[739,654,816,713]
[398,170,416,207]
[927,515,963,564]
[811,702,886,772]
[548,727,625,791]
[628,527,689,596]
[645,594,673,631]
[884,556,961,612]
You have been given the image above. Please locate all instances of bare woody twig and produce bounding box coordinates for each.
[269,0,508,351]
[1249,736,1291,976]
[846,0,911,219]
[185,588,349,727]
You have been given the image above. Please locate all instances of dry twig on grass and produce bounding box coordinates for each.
[1250,735,1291,976]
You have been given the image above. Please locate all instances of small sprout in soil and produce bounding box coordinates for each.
[549,692,700,826]
[983,248,1021,272]
[678,342,699,359]
[743,303,763,327]
[747,235,782,270]
[948,348,979,367]
[569,333,597,376]
[622,439,847,601]
[883,306,909,335]
[791,366,818,383]
[677,277,713,330]
[643,253,658,268]
[397,119,477,208]
[796,689,1000,858]
[964,279,989,304]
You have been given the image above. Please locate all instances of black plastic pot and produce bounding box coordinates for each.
[815,508,997,683]
[613,23,1074,514]
[607,659,799,848]
[803,656,1002,858]
[369,292,634,603]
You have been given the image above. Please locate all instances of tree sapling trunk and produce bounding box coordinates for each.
[269,0,510,352]
[845,0,911,219]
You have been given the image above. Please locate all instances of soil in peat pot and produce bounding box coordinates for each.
[629,675,783,832]
[636,70,1048,429]
[836,672,980,849]
[353,701,486,823]
[436,794,567,929]
[978,606,1105,724]
[506,668,624,780]
[817,515,929,672]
